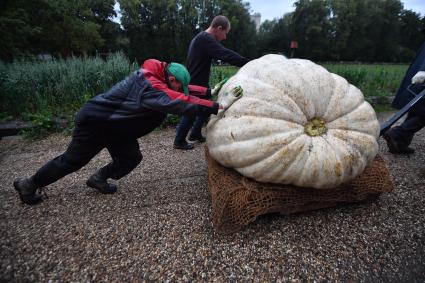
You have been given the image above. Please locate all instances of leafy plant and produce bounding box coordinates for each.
[322,63,407,98]
[0,52,137,119]
[21,111,56,140]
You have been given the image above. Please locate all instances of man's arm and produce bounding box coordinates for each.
[205,36,249,67]
[136,81,219,117]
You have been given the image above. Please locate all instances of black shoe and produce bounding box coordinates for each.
[173,141,194,150]
[86,171,117,194]
[383,133,414,154]
[13,177,43,205]
[188,134,206,143]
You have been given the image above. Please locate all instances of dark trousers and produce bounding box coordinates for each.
[174,114,209,144]
[33,114,165,188]
[386,112,425,149]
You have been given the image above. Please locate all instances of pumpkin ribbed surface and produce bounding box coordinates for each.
[207,54,380,189]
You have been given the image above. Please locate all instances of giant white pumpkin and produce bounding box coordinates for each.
[207,54,380,189]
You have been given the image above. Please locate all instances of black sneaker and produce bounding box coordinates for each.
[188,135,206,143]
[383,133,414,154]
[173,141,194,150]
[86,172,117,194]
[13,177,43,205]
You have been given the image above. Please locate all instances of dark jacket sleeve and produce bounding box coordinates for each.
[392,42,425,110]
[134,79,219,117]
[204,35,249,67]
[75,71,219,124]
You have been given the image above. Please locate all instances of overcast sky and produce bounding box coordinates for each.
[247,0,425,22]
[114,1,425,24]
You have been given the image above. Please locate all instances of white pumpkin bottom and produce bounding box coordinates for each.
[207,55,380,189]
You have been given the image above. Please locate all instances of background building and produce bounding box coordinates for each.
[250,12,261,32]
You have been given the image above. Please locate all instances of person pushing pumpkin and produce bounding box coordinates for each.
[13,59,243,205]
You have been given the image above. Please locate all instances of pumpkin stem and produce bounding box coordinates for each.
[305,117,327,136]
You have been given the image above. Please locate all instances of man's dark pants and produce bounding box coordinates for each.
[32,114,165,188]
[175,114,209,143]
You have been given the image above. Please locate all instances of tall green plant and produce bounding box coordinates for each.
[322,63,407,97]
[0,52,137,118]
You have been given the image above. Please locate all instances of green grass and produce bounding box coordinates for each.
[210,66,239,86]
[322,63,407,98]
[373,104,397,113]
[210,63,408,99]
[0,52,137,138]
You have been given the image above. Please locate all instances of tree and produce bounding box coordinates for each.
[0,0,44,61]
[398,9,424,61]
[89,0,127,54]
[292,0,333,60]
[119,0,256,63]
[328,0,369,61]
[219,0,258,59]
[0,0,119,60]
[120,0,184,62]
[360,0,402,62]
[257,14,292,56]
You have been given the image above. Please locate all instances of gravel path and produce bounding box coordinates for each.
[1,112,424,282]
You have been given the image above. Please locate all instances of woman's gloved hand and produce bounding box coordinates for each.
[208,86,244,127]
[412,71,425,84]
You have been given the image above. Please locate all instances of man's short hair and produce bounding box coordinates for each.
[210,15,230,30]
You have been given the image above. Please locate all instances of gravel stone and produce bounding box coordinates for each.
[1,112,424,282]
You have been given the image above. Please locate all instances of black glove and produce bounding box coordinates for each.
[205,88,212,99]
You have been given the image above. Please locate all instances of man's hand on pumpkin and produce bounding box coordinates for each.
[212,78,229,96]
[231,85,243,98]
[412,71,425,84]
[219,85,243,112]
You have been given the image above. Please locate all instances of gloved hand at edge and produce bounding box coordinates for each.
[207,86,244,128]
[218,85,243,112]
[412,71,425,84]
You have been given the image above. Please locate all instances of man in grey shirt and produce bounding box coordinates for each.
[173,15,249,150]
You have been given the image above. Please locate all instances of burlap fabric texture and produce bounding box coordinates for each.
[205,147,394,234]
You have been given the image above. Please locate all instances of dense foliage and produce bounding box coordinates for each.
[1,0,424,63]
[260,0,424,62]
[0,0,127,60]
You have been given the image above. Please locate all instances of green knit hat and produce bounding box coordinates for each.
[167,62,190,96]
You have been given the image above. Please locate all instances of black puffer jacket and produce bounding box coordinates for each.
[75,61,219,125]
[75,59,219,137]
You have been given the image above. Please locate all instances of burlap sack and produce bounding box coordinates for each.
[205,147,394,234]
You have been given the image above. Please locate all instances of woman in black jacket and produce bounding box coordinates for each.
[383,42,425,154]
